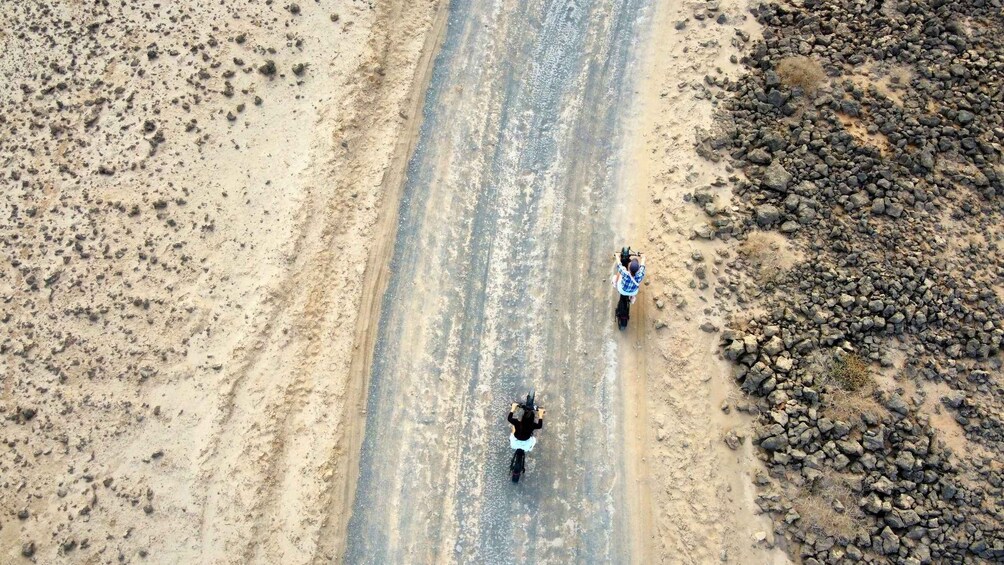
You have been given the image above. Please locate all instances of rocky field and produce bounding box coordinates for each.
[698,0,1004,563]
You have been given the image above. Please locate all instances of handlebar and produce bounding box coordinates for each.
[512,402,543,413]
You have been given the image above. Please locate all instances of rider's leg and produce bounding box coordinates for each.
[510,435,537,451]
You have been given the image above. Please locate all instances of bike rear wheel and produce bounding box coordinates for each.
[510,449,525,483]
[616,294,630,329]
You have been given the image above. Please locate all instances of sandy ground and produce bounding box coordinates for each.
[3,0,814,563]
[1,0,442,562]
[619,0,792,562]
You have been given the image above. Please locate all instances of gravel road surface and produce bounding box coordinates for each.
[346,0,648,562]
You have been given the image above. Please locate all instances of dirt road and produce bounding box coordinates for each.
[345,0,649,562]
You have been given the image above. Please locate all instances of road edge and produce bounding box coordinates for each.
[327,0,452,561]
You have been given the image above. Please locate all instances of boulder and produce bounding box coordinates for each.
[763,163,792,192]
[756,204,781,227]
[763,335,785,356]
[693,223,714,239]
[942,390,966,408]
[880,526,901,555]
[747,148,772,165]
[761,434,788,451]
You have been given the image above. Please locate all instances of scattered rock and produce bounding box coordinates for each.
[762,163,791,192]
[755,204,780,227]
[724,429,743,450]
[259,60,277,76]
[703,2,1004,563]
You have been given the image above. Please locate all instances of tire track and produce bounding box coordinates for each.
[192,1,446,562]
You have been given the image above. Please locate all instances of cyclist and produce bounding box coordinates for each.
[613,251,645,304]
[508,402,544,451]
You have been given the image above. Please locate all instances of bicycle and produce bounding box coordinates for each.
[614,247,643,330]
[509,391,542,483]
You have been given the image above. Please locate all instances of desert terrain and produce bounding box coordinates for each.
[3,0,1003,564]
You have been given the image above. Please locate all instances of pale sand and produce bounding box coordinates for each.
[619,0,792,562]
[1,0,443,562]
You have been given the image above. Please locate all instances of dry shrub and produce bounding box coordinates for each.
[792,470,866,539]
[818,353,884,424]
[776,56,826,94]
[823,389,885,428]
[829,354,872,391]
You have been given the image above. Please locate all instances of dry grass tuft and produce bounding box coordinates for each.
[816,352,884,423]
[829,354,872,391]
[823,388,885,427]
[776,56,826,94]
[792,470,866,539]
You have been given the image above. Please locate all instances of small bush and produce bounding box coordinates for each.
[792,470,866,539]
[829,354,872,391]
[776,56,825,94]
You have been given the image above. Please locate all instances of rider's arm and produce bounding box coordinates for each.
[507,412,519,426]
[614,261,626,279]
[535,409,544,429]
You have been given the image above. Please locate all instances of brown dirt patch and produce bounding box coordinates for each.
[738,230,802,285]
[848,63,913,106]
[918,380,971,455]
[836,113,892,157]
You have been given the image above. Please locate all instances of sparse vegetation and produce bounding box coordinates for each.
[807,352,884,428]
[776,56,825,94]
[828,353,872,391]
[792,471,867,539]
[823,385,885,426]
